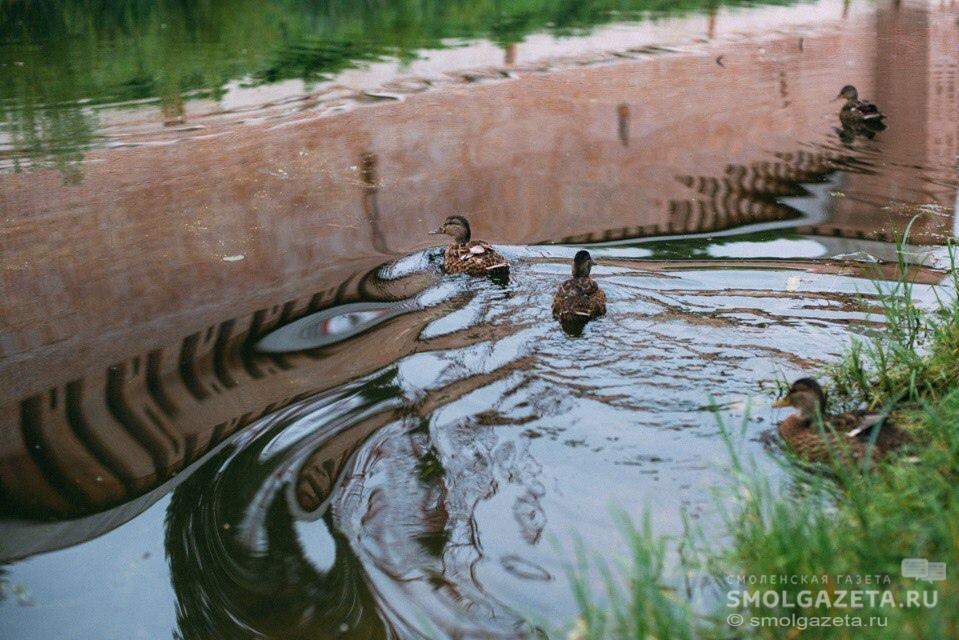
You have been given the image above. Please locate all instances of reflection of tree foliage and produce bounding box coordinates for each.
[0,0,799,174]
[4,101,92,183]
[641,229,803,259]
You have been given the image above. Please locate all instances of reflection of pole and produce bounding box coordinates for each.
[504,43,517,66]
[707,3,718,39]
[360,152,389,254]
[842,0,850,19]
[162,92,185,126]
[617,103,631,147]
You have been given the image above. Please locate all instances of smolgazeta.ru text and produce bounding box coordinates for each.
[727,589,939,609]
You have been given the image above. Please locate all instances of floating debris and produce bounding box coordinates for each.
[831,251,882,263]
[359,91,403,103]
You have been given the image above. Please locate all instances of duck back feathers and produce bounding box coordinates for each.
[443,241,509,277]
[839,99,886,131]
[778,411,908,464]
[552,276,606,323]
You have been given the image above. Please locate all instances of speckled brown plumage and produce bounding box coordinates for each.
[552,250,607,328]
[442,241,509,277]
[778,411,909,464]
[430,216,510,279]
[837,85,886,131]
[774,378,909,466]
[552,277,606,323]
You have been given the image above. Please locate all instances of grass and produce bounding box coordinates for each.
[561,236,959,639]
[562,513,698,640]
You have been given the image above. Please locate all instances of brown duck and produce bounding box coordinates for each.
[430,216,509,278]
[836,85,886,132]
[772,378,908,464]
[552,250,607,325]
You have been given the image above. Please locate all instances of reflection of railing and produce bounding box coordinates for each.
[2,266,437,519]
[555,148,956,247]
[556,151,837,244]
[672,152,841,226]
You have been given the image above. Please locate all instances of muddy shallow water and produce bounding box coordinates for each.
[1,0,958,638]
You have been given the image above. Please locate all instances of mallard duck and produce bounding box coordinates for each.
[429,216,509,278]
[552,250,607,326]
[772,378,908,464]
[836,85,886,131]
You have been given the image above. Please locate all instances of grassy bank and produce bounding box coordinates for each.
[562,242,959,639]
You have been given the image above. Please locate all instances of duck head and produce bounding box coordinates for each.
[773,377,826,419]
[572,250,596,277]
[835,85,858,102]
[430,216,471,243]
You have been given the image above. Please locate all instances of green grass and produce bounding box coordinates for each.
[561,237,959,639]
[562,513,698,640]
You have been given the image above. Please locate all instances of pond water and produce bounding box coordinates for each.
[1,0,958,638]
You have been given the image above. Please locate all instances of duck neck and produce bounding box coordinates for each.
[796,402,824,424]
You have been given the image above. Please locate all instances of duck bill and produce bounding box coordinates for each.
[772,397,791,408]
[428,227,443,235]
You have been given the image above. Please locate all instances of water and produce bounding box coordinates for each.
[1,0,958,638]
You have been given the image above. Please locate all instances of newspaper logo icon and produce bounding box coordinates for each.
[902,558,946,582]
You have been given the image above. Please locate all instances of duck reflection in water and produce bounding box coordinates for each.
[429,215,510,282]
[552,250,607,336]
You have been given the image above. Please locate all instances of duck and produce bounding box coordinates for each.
[835,85,886,132]
[552,250,607,328]
[772,378,908,465]
[429,216,509,279]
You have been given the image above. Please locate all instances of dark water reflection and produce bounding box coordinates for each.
[1,0,959,638]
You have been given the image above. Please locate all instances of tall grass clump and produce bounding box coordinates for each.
[828,233,959,411]
[561,512,698,640]
[561,237,959,639]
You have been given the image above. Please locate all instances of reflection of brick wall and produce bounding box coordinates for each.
[829,0,959,244]
[928,1,959,169]
[0,18,883,401]
[0,268,444,519]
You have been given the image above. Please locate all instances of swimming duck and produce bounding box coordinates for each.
[772,378,908,465]
[836,85,886,132]
[429,216,509,278]
[552,250,607,327]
